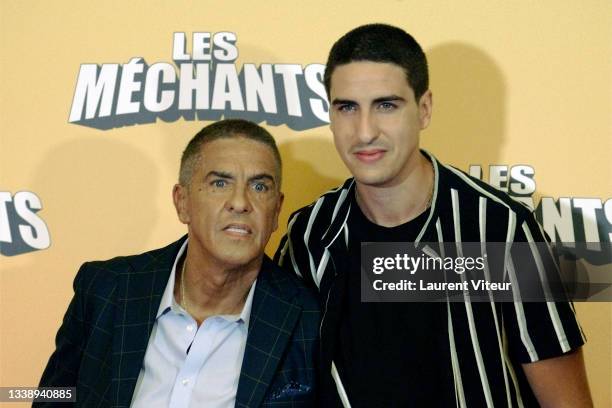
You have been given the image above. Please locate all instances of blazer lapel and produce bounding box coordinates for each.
[111,237,185,407]
[235,257,302,408]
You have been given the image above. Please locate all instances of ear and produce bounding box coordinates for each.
[173,184,190,224]
[329,110,336,134]
[328,94,337,134]
[418,90,433,129]
[272,192,285,232]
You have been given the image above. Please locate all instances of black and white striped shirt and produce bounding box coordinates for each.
[275,151,585,407]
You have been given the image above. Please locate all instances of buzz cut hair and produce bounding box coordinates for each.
[324,23,429,101]
[179,119,282,189]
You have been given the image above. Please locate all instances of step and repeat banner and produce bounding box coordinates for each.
[1,1,610,405]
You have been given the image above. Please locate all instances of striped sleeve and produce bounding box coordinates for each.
[274,209,317,290]
[503,210,585,363]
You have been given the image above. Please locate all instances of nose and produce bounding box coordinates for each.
[357,110,378,144]
[225,185,252,214]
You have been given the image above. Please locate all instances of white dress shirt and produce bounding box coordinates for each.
[130,240,256,408]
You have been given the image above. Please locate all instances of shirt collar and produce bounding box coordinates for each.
[236,279,256,328]
[321,149,441,250]
[156,238,257,329]
[157,239,188,319]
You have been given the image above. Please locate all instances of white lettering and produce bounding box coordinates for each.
[213,32,238,61]
[14,192,50,250]
[172,32,190,61]
[573,198,603,248]
[510,165,536,195]
[304,64,329,122]
[178,63,210,110]
[469,165,482,180]
[541,197,575,242]
[244,64,277,113]
[0,192,12,243]
[373,257,384,274]
[116,58,144,115]
[510,165,535,208]
[192,32,212,61]
[489,165,508,192]
[69,64,119,121]
[143,63,175,112]
[274,64,303,117]
[604,199,612,242]
[211,64,244,111]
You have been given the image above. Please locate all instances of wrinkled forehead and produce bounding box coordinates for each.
[198,137,281,181]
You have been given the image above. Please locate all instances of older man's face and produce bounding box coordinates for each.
[175,136,283,271]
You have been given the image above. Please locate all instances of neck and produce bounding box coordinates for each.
[176,248,259,325]
[355,152,434,227]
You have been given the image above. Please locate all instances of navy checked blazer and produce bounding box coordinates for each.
[36,237,320,407]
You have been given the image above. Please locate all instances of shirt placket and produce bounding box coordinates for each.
[167,312,201,407]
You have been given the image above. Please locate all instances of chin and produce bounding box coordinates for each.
[354,173,392,187]
[219,248,261,269]
[345,163,388,185]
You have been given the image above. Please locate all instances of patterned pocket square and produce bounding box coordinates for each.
[268,381,311,400]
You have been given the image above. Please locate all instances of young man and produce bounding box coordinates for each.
[275,24,591,407]
[38,119,319,407]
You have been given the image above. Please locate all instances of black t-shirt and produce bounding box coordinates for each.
[335,192,454,407]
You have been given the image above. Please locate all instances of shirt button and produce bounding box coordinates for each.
[186,325,194,332]
[182,379,190,386]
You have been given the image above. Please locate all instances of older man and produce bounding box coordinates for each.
[38,119,319,407]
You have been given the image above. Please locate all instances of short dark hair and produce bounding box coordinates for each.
[324,23,429,101]
[179,119,282,188]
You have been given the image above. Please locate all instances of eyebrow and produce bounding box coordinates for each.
[205,171,276,185]
[249,173,276,185]
[206,170,233,180]
[372,95,405,104]
[331,98,356,106]
[331,95,406,106]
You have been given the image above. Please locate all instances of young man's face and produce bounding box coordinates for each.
[174,137,283,270]
[329,61,432,188]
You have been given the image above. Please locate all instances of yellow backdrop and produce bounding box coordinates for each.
[1,1,610,406]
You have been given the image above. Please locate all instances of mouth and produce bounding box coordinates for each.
[223,223,252,237]
[354,148,386,163]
